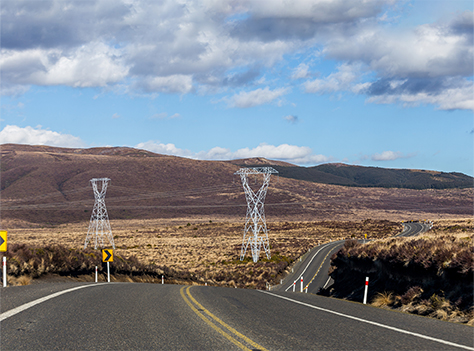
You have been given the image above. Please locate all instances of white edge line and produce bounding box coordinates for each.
[260,291,474,351]
[285,241,343,292]
[322,277,332,290]
[0,283,108,322]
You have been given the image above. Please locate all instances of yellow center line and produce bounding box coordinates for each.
[180,286,268,351]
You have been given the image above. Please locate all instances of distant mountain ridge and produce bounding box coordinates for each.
[285,163,472,189]
[229,161,473,190]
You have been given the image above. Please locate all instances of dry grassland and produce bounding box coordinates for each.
[328,218,473,324]
[3,217,401,289]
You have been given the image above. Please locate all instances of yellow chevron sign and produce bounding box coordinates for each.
[102,249,113,262]
[0,231,7,252]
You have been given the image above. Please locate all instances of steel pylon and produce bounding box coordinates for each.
[84,178,115,250]
[235,167,278,262]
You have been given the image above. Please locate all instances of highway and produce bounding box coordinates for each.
[3,221,470,350]
[1,282,473,350]
[272,221,432,294]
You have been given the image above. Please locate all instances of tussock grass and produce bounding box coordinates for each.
[328,219,473,324]
[2,218,401,290]
[372,291,394,308]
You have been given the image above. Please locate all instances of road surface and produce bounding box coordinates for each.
[1,282,472,350]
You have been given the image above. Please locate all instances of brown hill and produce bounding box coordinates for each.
[1,144,472,225]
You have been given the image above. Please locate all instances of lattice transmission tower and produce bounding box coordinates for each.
[84,178,115,250]
[235,167,278,263]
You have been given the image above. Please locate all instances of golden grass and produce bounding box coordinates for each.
[372,291,394,307]
[4,217,402,288]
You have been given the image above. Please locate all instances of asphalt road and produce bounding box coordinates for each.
[1,282,473,350]
[271,221,430,294]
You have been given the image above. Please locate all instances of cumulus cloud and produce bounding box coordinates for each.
[137,141,330,165]
[226,87,288,108]
[0,125,85,147]
[371,151,415,161]
[135,141,193,158]
[317,10,474,110]
[0,1,471,110]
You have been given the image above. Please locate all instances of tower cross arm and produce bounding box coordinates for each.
[234,167,279,175]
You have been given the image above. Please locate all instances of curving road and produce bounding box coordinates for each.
[1,282,473,350]
[3,221,468,351]
[272,221,431,294]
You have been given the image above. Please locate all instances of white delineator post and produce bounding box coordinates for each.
[300,276,303,293]
[107,262,110,283]
[95,266,98,283]
[162,275,164,285]
[3,257,6,288]
[363,277,369,304]
[293,280,296,292]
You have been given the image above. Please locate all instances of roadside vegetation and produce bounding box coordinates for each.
[323,218,473,324]
[2,218,401,290]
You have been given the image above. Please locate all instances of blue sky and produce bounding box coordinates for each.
[1,0,473,176]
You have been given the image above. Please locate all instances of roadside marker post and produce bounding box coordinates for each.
[107,262,110,283]
[300,276,303,293]
[363,277,369,304]
[293,280,296,292]
[95,266,98,283]
[162,275,164,284]
[3,256,6,288]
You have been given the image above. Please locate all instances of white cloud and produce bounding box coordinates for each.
[138,75,193,94]
[371,151,415,161]
[366,80,474,111]
[0,43,128,90]
[304,63,363,93]
[134,141,194,158]
[0,125,85,147]
[284,115,299,124]
[137,141,330,165]
[226,87,289,108]
[0,0,393,95]
[1,1,471,111]
[291,63,309,80]
[112,113,120,119]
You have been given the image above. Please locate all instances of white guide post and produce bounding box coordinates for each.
[95,266,98,283]
[363,277,369,304]
[84,178,115,250]
[235,167,278,263]
[107,262,110,283]
[300,276,303,293]
[293,281,296,292]
[3,257,6,288]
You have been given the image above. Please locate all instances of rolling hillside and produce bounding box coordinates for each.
[1,144,472,225]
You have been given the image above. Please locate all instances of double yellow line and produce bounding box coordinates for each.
[180,286,267,351]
